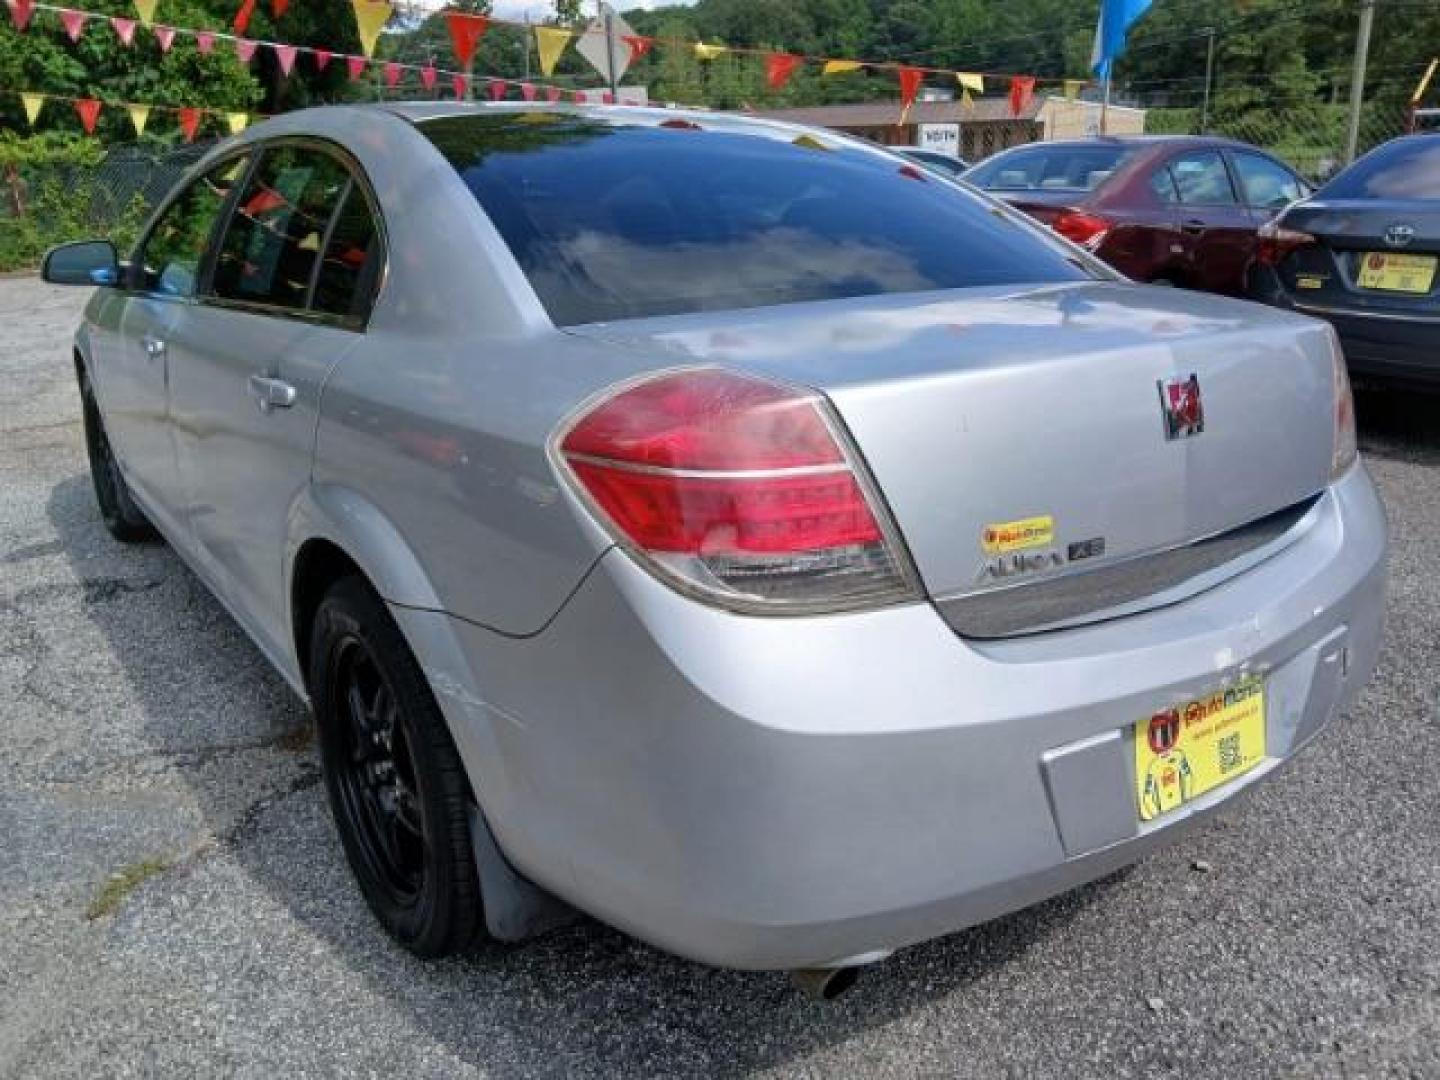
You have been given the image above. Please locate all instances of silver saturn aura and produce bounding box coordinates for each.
[44,104,1387,989]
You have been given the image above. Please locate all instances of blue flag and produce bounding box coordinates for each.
[1091,0,1154,79]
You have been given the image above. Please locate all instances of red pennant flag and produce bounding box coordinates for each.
[621,34,652,63]
[271,0,287,17]
[59,8,86,41]
[110,15,136,44]
[346,54,366,80]
[765,53,802,91]
[488,79,507,101]
[520,82,536,102]
[75,97,101,134]
[194,30,214,54]
[153,25,175,52]
[571,89,585,104]
[420,62,437,91]
[312,47,331,70]
[444,11,488,68]
[546,85,562,104]
[7,0,34,31]
[383,61,401,88]
[451,73,468,99]
[178,106,201,142]
[898,66,924,113]
[273,43,297,75]
[601,91,614,105]
[1008,75,1035,117]
[235,37,257,63]
[232,0,255,34]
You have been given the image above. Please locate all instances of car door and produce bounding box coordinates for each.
[1159,149,1256,294]
[101,155,250,530]
[1227,148,1310,226]
[165,141,385,662]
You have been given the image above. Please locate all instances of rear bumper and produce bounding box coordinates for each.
[1248,269,1440,385]
[405,465,1387,971]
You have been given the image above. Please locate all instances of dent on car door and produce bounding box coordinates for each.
[165,142,383,663]
[101,154,250,532]
[1165,149,1255,294]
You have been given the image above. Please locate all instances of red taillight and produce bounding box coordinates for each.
[1052,210,1112,249]
[557,369,915,611]
[1256,222,1316,267]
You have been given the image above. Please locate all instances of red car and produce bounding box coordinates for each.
[962,136,1313,295]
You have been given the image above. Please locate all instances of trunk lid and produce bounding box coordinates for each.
[567,282,1336,623]
[992,190,1081,226]
[1277,199,1440,314]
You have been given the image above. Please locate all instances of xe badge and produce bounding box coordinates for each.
[1158,374,1204,440]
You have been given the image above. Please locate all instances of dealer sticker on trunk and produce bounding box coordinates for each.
[981,515,1054,555]
[1135,677,1267,822]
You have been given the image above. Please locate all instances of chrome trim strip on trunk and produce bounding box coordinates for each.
[1294,301,1440,324]
[935,493,1325,640]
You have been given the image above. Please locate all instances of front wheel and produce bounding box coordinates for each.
[309,576,484,957]
[79,376,155,543]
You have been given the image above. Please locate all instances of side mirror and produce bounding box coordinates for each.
[41,240,120,287]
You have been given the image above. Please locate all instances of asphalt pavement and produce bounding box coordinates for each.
[1,277,1436,1079]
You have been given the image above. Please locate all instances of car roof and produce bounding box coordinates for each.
[988,135,1256,153]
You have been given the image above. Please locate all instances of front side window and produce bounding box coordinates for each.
[421,114,1096,326]
[1231,152,1305,208]
[135,156,249,297]
[1168,151,1238,205]
[211,146,351,312]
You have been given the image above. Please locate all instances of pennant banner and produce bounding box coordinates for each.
[488,79,506,101]
[351,0,391,59]
[235,37,257,63]
[126,102,150,136]
[75,96,101,134]
[520,81,536,102]
[233,0,255,34]
[546,84,562,104]
[1009,75,1036,116]
[194,30,214,54]
[131,0,155,26]
[226,111,248,134]
[693,42,726,62]
[383,60,400,88]
[59,7,85,41]
[1063,79,1083,101]
[444,11,488,67]
[271,0,288,18]
[766,52,802,91]
[178,105,200,142]
[420,62,436,90]
[898,65,924,120]
[534,25,569,77]
[312,47,331,70]
[346,54,366,80]
[110,15,136,45]
[450,73,467,99]
[621,34,651,63]
[21,92,45,126]
[273,42,297,76]
[153,25,174,52]
[7,0,34,31]
[822,59,862,76]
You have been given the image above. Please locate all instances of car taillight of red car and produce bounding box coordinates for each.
[1052,210,1113,250]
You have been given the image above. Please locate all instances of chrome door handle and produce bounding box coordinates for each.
[247,374,297,413]
[142,335,166,360]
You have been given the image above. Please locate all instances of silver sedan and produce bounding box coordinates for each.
[43,103,1387,996]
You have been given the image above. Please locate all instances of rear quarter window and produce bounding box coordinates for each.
[419,114,1097,326]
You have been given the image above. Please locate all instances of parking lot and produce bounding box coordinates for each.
[1,276,1437,1078]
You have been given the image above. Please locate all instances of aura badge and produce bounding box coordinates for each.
[1158,374,1204,440]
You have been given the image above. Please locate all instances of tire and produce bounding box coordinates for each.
[309,576,484,957]
[78,374,156,543]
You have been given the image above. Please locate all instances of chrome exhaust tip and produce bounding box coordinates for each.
[789,966,860,1001]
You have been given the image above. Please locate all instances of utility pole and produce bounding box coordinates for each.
[1344,0,1376,164]
[1198,27,1216,135]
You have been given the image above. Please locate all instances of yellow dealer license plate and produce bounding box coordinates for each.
[1135,678,1266,822]
[1356,252,1436,294]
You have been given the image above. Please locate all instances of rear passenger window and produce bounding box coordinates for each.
[310,186,381,323]
[210,146,350,312]
[1148,167,1180,205]
[1168,151,1237,205]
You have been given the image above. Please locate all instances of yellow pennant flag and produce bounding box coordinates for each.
[132,0,156,26]
[534,25,571,77]
[350,0,392,59]
[1063,79,1083,101]
[822,59,862,76]
[956,72,983,109]
[20,92,45,126]
[693,42,726,62]
[126,103,150,136]
[226,111,249,134]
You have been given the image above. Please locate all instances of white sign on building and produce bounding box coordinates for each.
[915,123,961,158]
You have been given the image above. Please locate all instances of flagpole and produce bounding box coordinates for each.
[1101,73,1110,136]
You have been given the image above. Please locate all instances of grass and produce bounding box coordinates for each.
[86,856,172,921]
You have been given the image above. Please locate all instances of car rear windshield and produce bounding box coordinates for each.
[1319,136,1440,200]
[964,144,1137,192]
[418,113,1095,326]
